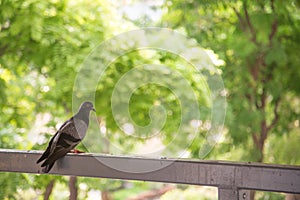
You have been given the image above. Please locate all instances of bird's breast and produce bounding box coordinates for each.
[73,119,88,140]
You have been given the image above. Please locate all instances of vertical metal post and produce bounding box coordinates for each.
[218,188,238,200]
[238,190,250,200]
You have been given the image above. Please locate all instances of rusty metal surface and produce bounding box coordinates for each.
[0,149,299,194]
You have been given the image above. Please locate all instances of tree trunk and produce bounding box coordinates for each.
[44,179,55,200]
[250,110,268,199]
[101,190,112,200]
[69,176,78,200]
[234,1,280,200]
[285,194,300,200]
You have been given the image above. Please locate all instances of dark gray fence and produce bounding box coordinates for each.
[0,149,299,200]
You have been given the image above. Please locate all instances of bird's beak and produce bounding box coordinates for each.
[92,107,96,112]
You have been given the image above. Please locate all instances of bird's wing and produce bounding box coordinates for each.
[36,118,72,164]
[40,118,83,167]
[36,132,58,164]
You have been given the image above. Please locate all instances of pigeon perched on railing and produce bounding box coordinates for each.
[37,101,96,173]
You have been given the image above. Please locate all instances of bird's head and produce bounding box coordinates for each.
[80,101,96,112]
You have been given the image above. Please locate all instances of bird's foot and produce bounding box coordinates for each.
[70,149,85,154]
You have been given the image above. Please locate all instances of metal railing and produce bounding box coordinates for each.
[0,149,299,200]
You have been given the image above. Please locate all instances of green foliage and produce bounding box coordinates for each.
[265,128,300,165]
[163,0,300,163]
[0,0,114,198]
[0,172,31,200]
[161,186,217,200]
[92,49,212,155]
[256,191,285,200]
[113,186,147,200]
[0,0,299,199]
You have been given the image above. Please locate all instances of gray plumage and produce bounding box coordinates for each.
[37,101,95,173]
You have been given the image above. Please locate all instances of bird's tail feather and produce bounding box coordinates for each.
[36,154,46,164]
[36,149,50,164]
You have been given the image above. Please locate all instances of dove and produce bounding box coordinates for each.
[36,101,96,173]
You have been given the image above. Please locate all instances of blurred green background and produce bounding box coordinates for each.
[0,0,299,199]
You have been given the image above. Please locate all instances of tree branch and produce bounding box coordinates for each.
[252,133,260,149]
[232,3,260,47]
[267,97,280,132]
[69,176,78,200]
[243,2,259,46]
[268,0,278,46]
[0,44,8,57]
[44,179,55,200]
[270,0,275,12]
[232,7,247,31]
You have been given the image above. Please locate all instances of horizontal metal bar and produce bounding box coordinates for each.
[0,149,299,194]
